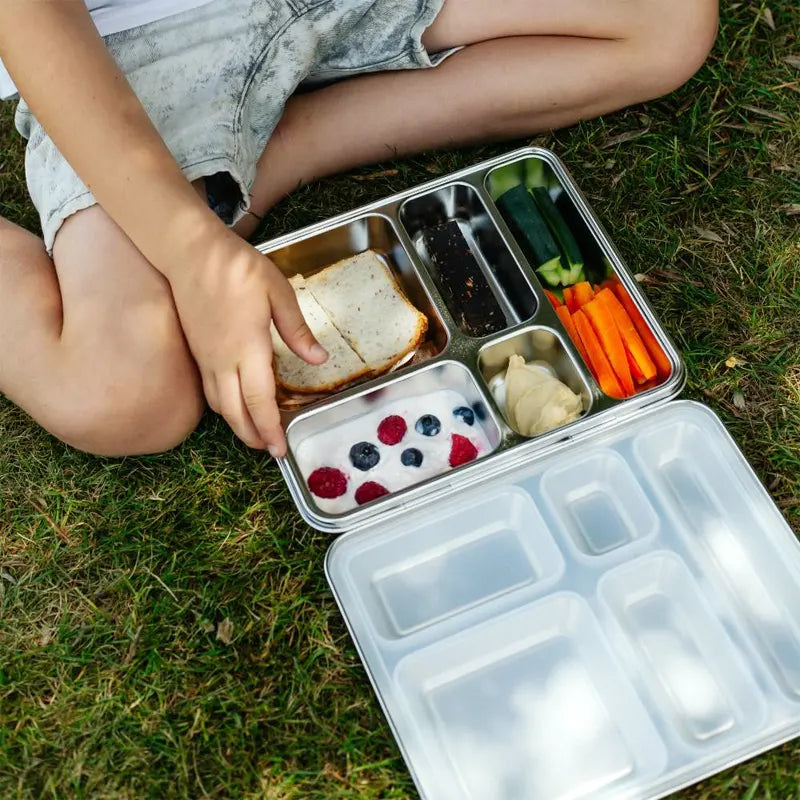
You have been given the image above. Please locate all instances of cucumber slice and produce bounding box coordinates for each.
[531,187,585,283]
[488,163,524,201]
[495,185,563,285]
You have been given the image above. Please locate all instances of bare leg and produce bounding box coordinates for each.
[0,209,204,456]
[235,0,718,236]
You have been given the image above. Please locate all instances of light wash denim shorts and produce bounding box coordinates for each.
[13,0,452,253]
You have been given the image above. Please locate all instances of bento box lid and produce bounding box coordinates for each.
[324,399,800,800]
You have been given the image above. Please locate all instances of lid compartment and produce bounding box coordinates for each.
[539,448,659,560]
[343,487,565,642]
[598,552,767,747]
[633,418,800,700]
[393,593,667,800]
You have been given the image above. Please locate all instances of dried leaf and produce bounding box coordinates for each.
[741,104,789,122]
[602,128,650,148]
[611,169,627,186]
[216,617,234,645]
[198,617,215,635]
[693,226,724,243]
[783,55,800,69]
[39,627,54,647]
[123,625,143,664]
[725,355,745,369]
[760,7,776,30]
[424,164,441,174]
[351,169,399,181]
[733,390,747,411]
[778,203,800,216]
[645,269,703,287]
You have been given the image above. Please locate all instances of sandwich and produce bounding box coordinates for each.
[271,250,428,394]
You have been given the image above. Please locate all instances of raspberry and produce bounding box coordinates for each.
[355,481,390,505]
[307,467,347,499]
[377,415,407,445]
[449,434,479,467]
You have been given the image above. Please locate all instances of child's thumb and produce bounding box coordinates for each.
[271,291,328,365]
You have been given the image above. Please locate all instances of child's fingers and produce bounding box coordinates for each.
[268,275,328,366]
[238,345,285,456]
[217,371,268,451]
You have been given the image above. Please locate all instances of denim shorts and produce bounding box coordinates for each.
[13,0,452,253]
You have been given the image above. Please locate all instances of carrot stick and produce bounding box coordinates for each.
[572,281,595,308]
[626,349,647,384]
[594,288,657,382]
[556,305,590,365]
[611,284,672,379]
[544,289,562,308]
[573,310,625,398]
[583,298,635,396]
[563,286,578,314]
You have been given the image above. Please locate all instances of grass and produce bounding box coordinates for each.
[1,2,799,798]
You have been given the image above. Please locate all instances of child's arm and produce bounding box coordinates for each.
[0,1,326,455]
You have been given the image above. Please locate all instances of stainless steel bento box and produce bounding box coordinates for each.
[254,147,800,800]
[258,147,684,533]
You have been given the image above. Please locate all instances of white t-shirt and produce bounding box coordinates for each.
[0,0,215,100]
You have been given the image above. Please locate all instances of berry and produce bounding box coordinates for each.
[401,447,424,467]
[472,402,487,421]
[453,406,475,426]
[355,481,390,505]
[308,467,347,499]
[449,434,479,467]
[377,415,407,445]
[415,414,441,436]
[349,441,380,471]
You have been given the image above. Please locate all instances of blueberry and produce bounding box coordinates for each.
[349,441,380,471]
[415,414,441,436]
[472,401,487,421]
[453,406,475,426]
[401,448,424,467]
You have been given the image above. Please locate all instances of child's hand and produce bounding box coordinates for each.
[1,3,327,456]
[168,227,328,456]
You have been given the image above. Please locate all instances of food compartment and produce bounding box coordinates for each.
[540,449,659,558]
[634,417,800,700]
[599,553,765,746]
[343,488,564,639]
[486,157,608,291]
[486,157,673,400]
[287,361,502,517]
[477,327,591,437]
[399,183,537,337]
[263,214,448,408]
[394,593,666,800]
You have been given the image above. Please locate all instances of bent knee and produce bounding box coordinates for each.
[45,336,205,458]
[628,0,719,101]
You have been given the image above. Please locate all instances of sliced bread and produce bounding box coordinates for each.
[270,276,370,393]
[305,251,428,373]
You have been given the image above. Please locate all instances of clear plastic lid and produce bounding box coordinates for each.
[325,401,800,800]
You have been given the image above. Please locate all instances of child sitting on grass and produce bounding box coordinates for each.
[0,0,718,458]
